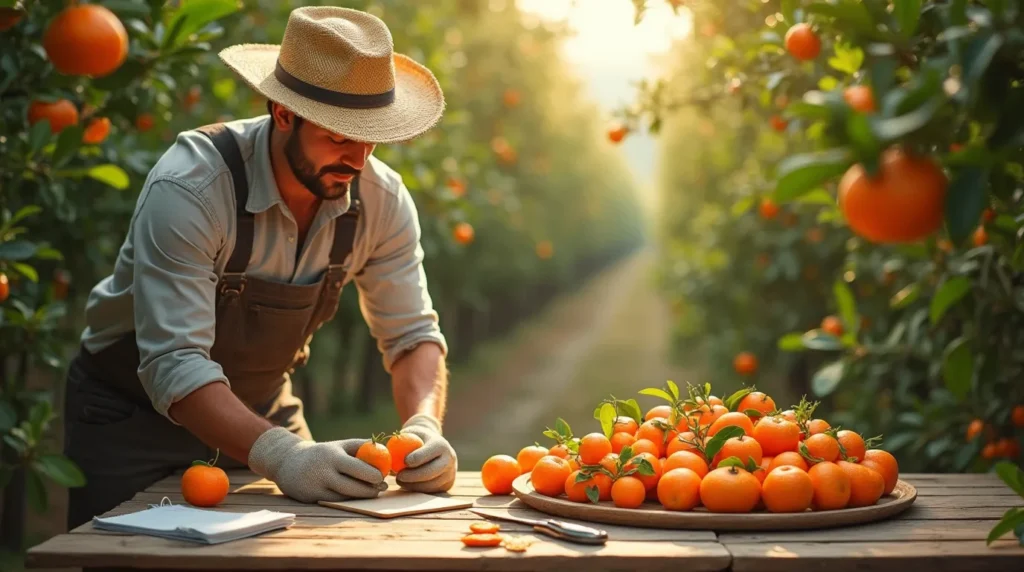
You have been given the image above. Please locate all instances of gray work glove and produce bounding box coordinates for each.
[395,413,457,493]
[248,427,388,503]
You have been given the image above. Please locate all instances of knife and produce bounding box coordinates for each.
[468,509,609,545]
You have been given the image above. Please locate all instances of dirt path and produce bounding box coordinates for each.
[443,248,704,468]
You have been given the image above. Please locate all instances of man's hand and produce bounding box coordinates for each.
[248,427,388,503]
[395,413,457,493]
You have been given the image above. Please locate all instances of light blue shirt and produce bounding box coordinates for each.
[80,115,447,419]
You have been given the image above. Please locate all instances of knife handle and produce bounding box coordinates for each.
[532,519,608,545]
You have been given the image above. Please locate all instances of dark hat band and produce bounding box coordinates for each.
[274,61,395,109]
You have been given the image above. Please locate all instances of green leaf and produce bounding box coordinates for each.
[164,0,242,47]
[893,0,922,38]
[797,188,835,205]
[942,337,974,400]
[806,1,877,36]
[33,455,86,488]
[732,196,755,217]
[212,77,236,101]
[11,262,38,283]
[10,205,42,225]
[930,276,971,325]
[987,508,1024,545]
[619,399,643,425]
[774,149,854,201]
[785,101,832,121]
[26,468,48,512]
[778,332,807,352]
[598,403,616,439]
[812,360,846,396]
[945,166,990,245]
[963,32,1005,89]
[724,388,753,411]
[833,280,858,334]
[891,283,921,309]
[585,485,600,504]
[802,330,845,351]
[86,165,131,190]
[716,456,746,470]
[994,461,1024,498]
[828,44,864,75]
[51,125,84,168]
[555,418,572,439]
[950,0,968,25]
[704,426,745,461]
[639,388,675,403]
[28,120,51,155]
[0,402,15,432]
[871,97,944,141]
[0,240,38,261]
[666,380,680,401]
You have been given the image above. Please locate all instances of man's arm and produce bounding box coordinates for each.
[390,341,447,424]
[132,177,273,464]
[354,182,449,423]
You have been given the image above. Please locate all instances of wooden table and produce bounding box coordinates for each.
[25,471,1024,571]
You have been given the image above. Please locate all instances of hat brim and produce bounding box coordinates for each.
[219,44,445,144]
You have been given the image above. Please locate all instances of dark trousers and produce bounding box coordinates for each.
[61,354,231,531]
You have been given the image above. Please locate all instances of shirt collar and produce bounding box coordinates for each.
[247,116,353,220]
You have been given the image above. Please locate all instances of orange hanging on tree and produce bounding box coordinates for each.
[43,4,129,77]
[453,222,474,245]
[843,85,876,113]
[733,352,758,376]
[838,148,947,244]
[607,123,628,144]
[27,99,79,134]
[784,23,821,61]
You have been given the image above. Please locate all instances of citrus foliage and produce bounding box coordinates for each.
[0,0,644,538]
[632,0,1024,472]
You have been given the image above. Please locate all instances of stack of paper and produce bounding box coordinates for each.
[92,503,295,544]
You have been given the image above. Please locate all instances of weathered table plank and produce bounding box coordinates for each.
[726,540,1024,572]
[25,470,1024,572]
[27,534,731,572]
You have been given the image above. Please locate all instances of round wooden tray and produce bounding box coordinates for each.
[510,473,917,531]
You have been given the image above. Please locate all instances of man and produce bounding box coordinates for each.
[62,6,456,530]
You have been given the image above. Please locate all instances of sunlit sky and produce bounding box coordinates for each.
[516,0,693,206]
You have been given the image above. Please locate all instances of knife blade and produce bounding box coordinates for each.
[469,509,609,545]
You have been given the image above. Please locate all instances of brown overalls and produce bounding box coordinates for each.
[62,124,361,530]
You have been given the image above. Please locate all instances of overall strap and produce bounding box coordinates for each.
[329,176,362,266]
[196,124,254,277]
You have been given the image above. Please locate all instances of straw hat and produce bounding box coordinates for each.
[219,6,444,144]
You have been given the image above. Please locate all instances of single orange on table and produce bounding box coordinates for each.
[708,412,755,436]
[386,432,423,474]
[610,475,646,509]
[768,451,808,473]
[807,461,851,511]
[700,466,761,513]
[736,391,776,420]
[752,416,801,456]
[802,433,840,464]
[181,449,230,507]
[762,465,813,513]
[657,468,702,511]
[531,456,572,497]
[579,433,613,465]
[712,435,763,468]
[481,454,521,495]
[516,445,549,473]
[836,430,867,462]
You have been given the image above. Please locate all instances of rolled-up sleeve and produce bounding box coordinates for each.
[354,185,448,372]
[132,177,228,420]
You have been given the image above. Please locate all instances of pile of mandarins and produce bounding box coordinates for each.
[481,382,899,513]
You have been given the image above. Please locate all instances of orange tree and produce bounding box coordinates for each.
[627,0,1023,473]
[1,0,645,550]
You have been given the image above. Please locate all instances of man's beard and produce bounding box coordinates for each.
[284,129,359,200]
